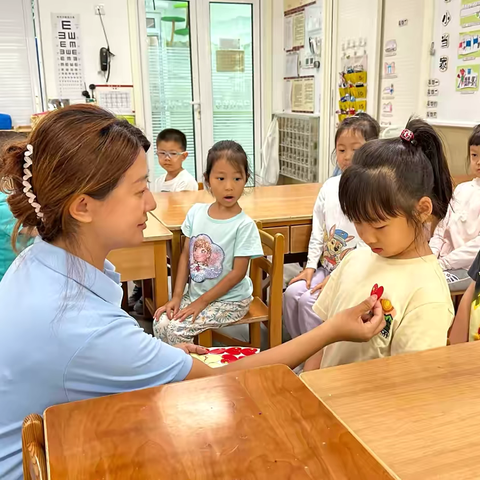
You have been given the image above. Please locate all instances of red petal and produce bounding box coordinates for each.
[376,286,384,299]
[226,348,242,355]
[241,348,258,356]
[220,354,238,363]
[370,284,379,295]
[208,348,226,354]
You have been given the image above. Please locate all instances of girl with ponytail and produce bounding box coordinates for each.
[305,117,455,371]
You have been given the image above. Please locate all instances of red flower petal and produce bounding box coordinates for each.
[226,348,242,355]
[220,354,238,363]
[241,348,258,356]
[208,348,226,355]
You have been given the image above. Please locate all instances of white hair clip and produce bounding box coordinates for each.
[22,144,44,219]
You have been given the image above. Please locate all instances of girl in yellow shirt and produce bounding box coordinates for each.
[306,118,455,370]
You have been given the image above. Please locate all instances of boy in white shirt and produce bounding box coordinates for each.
[131,129,198,314]
[153,128,198,192]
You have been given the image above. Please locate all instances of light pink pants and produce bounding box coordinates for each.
[283,267,327,338]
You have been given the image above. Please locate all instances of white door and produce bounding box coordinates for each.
[138,0,261,185]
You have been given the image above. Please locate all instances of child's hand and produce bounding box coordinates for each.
[174,343,209,355]
[289,268,316,288]
[310,275,330,295]
[154,297,182,321]
[174,298,208,323]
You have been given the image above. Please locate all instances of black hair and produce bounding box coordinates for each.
[339,117,453,228]
[204,140,251,184]
[332,113,380,166]
[468,124,480,169]
[156,128,187,151]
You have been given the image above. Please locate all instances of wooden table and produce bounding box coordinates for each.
[44,365,393,479]
[151,184,321,282]
[301,342,480,480]
[107,213,172,314]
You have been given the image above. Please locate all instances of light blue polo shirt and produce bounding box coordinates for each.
[0,193,33,282]
[0,239,193,480]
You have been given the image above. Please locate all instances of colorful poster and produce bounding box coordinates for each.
[458,30,480,58]
[51,13,85,103]
[460,4,480,28]
[456,65,480,92]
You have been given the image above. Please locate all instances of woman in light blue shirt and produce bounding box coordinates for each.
[0,105,386,480]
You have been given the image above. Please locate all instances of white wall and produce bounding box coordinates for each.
[37,0,133,101]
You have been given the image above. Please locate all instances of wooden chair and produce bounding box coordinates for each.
[22,414,47,480]
[197,227,285,349]
[198,182,204,190]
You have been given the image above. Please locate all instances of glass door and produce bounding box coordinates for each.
[143,0,201,182]
[141,0,260,184]
[197,1,260,180]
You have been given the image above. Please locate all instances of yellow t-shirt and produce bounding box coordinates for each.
[313,248,454,368]
[467,252,480,341]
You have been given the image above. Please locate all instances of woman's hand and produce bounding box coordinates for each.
[174,343,209,355]
[289,268,315,288]
[310,274,330,295]
[325,295,386,343]
[173,298,208,323]
[154,296,182,321]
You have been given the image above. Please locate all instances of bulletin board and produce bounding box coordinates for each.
[378,0,432,128]
[283,0,323,114]
[430,0,480,126]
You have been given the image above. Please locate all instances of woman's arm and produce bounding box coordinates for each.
[185,295,385,380]
[174,256,250,321]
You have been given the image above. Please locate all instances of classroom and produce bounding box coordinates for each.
[1,0,480,478]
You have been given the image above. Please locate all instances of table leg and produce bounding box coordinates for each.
[154,240,169,309]
[170,230,182,287]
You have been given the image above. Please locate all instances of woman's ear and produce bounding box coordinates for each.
[417,196,433,223]
[68,194,95,224]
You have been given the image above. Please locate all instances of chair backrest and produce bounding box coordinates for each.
[198,182,204,190]
[250,225,285,320]
[22,414,47,480]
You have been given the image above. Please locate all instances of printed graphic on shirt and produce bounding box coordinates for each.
[370,283,397,339]
[322,225,355,269]
[189,234,225,283]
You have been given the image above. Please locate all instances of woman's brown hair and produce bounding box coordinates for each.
[0,104,149,248]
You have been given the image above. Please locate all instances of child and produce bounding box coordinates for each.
[429,125,480,291]
[153,140,264,345]
[449,253,479,344]
[305,118,455,370]
[153,128,198,193]
[284,113,380,338]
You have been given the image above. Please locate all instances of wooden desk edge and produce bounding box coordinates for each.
[299,373,401,480]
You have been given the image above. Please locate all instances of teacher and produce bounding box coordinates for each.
[0,105,385,479]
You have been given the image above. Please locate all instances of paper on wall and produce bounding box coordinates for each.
[285,53,299,78]
[284,80,292,111]
[293,11,305,49]
[284,16,293,51]
[292,77,315,113]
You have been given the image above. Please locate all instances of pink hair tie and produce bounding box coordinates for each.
[400,129,416,145]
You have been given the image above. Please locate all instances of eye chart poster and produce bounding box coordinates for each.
[51,14,85,103]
